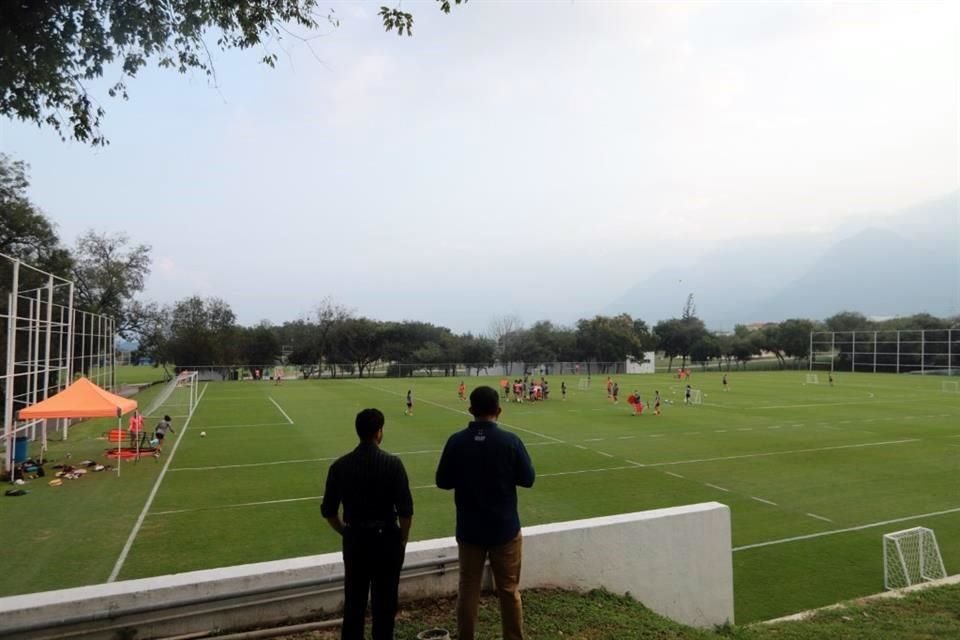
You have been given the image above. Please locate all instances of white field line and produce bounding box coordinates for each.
[194,396,275,402]
[200,422,290,430]
[151,495,319,516]
[596,451,615,458]
[170,448,444,472]
[538,465,637,478]
[705,483,730,492]
[752,496,778,506]
[806,512,833,523]
[269,396,294,424]
[665,471,685,479]
[734,506,960,552]
[644,438,920,468]
[748,400,886,410]
[108,384,209,582]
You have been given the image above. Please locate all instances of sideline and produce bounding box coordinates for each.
[201,422,290,430]
[107,384,209,582]
[170,448,443,472]
[645,438,920,467]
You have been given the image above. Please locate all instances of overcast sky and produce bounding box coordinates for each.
[2,1,957,332]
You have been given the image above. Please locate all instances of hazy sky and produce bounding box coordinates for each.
[2,1,957,332]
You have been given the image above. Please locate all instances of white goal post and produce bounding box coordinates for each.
[145,371,199,421]
[805,373,819,385]
[688,389,703,405]
[577,377,590,391]
[942,380,960,394]
[883,527,946,590]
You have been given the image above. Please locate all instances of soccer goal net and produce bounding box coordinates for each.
[883,527,946,590]
[143,371,199,421]
[805,373,820,385]
[688,389,703,405]
[577,377,590,390]
[942,380,960,394]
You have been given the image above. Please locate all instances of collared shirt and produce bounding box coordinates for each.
[435,420,535,547]
[321,442,413,526]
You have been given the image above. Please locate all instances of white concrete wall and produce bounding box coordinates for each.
[0,502,731,638]
[521,503,733,627]
[626,352,657,374]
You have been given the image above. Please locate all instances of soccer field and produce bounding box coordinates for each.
[2,371,958,622]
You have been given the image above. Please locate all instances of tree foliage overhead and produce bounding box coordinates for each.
[0,154,73,278]
[2,0,467,145]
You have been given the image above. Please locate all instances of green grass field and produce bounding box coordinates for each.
[2,371,957,623]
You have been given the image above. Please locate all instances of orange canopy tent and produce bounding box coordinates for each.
[18,377,138,475]
[18,377,137,420]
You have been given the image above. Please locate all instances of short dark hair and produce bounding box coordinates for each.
[355,408,385,439]
[469,386,500,416]
[163,415,171,421]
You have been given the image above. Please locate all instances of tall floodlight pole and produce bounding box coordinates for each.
[808,332,814,371]
[873,331,878,374]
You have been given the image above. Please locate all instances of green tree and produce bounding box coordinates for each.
[824,311,870,332]
[0,154,73,278]
[379,0,467,36]
[690,334,721,370]
[164,296,237,368]
[72,230,151,336]
[779,318,815,366]
[756,324,786,369]
[328,317,384,378]
[460,334,496,375]
[632,319,658,351]
[238,323,281,368]
[2,1,465,145]
[575,314,641,372]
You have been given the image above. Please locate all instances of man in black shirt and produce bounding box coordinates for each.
[321,409,414,640]
[436,386,535,640]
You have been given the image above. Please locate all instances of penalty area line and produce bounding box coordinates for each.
[269,397,294,424]
[734,505,960,552]
[108,383,209,582]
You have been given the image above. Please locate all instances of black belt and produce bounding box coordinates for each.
[347,520,395,530]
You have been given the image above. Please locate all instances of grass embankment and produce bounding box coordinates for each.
[284,584,960,640]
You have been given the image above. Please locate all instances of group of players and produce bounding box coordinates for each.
[494,376,566,403]
[437,372,736,416]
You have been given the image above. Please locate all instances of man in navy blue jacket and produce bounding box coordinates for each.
[436,386,535,640]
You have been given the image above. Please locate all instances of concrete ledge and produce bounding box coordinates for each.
[0,502,732,638]
[763,573,960,624]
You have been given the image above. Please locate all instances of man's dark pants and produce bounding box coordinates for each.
[341,525,405,640]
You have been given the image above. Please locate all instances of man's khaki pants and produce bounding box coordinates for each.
[456,533,523,640]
